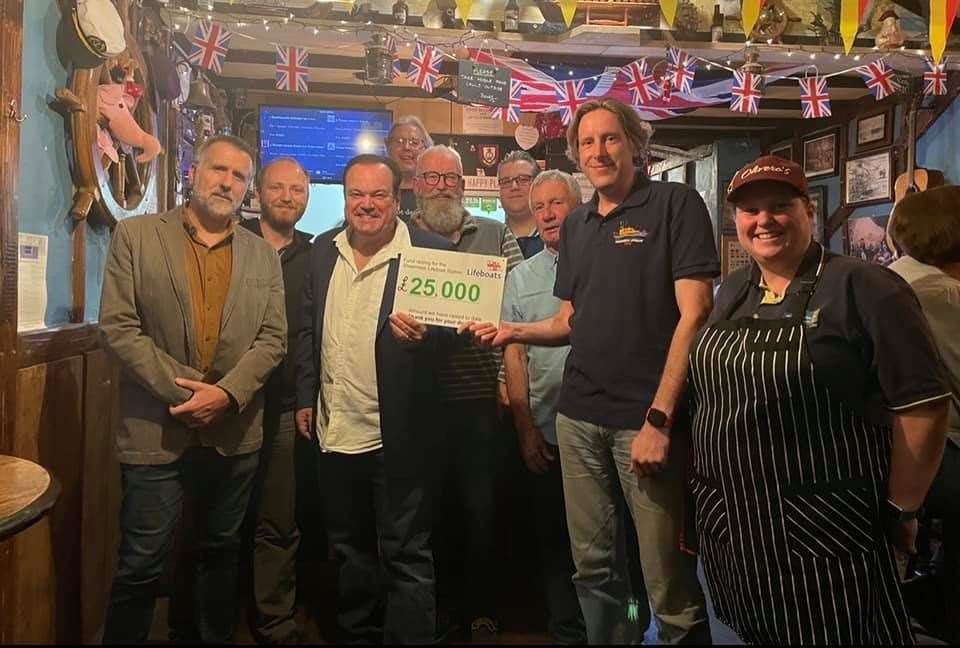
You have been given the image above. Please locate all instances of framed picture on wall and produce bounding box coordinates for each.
[845,214,896,266]
[807,185,826,243]
[802,130,839,178]
[844,149,893,206]
[855,108,893,151]
[770,141,794,161]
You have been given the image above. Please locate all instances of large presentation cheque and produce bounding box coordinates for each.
[393,247,507,328]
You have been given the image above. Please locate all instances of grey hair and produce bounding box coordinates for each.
[194,134,257,183]
[387,115,433,148]
[255,156,310,193]
[416,144,463,175]
[529,170,582,211]
[497,150,539,178]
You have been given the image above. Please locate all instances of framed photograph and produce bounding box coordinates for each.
[855,108,893,151]
[807,185,826,243]
[844,149,893,207]
[721,233,753,277]
[770,141,794,161]
[845,214,896,266]
[803,130,839,178]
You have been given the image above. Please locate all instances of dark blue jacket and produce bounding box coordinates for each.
[294,225,456,478]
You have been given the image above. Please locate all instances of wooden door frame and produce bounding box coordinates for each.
[0,0,23,455]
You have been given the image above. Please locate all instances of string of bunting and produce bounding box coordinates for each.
[175,8,954,124]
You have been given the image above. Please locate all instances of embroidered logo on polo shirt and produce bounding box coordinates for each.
[803,308,821,328]
[613,223,649,246]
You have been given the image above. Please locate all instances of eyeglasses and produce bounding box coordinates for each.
[419,171,462,187]
[387,137,424,149]
[498,174,534,188]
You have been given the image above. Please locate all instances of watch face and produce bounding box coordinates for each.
[647,409,667,427]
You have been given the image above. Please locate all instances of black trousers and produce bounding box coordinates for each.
[320,449,435,644]
[924,441,960,642]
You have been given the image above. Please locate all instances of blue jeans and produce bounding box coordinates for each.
[555,413,709,645]
[103,447,259,644]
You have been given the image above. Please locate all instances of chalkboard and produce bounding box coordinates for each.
[457,61,510,107]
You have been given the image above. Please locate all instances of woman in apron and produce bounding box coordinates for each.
[689,155,951,645]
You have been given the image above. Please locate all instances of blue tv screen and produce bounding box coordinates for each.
[259,106,392,183]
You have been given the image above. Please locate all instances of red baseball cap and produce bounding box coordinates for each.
[726,155,809,203]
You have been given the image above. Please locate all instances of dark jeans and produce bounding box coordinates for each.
[251,409,301,643]
[924,441,960,642]
[434,399,500,623]
[529,445,587,645]
[320,449,435,644]
[103,447,259,644]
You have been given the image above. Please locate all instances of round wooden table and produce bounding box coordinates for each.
[0,455,61,541]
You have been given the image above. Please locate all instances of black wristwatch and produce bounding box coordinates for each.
[646,407,673,429]
[884,499,920,524]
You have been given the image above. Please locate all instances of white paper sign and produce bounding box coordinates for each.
[393,247,507,328]
[514,124,539,150]
[461,104,504,135]
[18,233,48,331]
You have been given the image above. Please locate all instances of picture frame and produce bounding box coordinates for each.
[843,149,893,207]
[855,108,893,151]
[844,214,896,266]
[769,140,794,161]
[802,129,839,178]
[807,185,826,243]
[721,233,752,277]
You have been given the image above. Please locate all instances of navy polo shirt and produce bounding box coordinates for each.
[555,173,720,429]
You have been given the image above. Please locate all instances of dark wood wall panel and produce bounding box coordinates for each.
[7,358,86,642]
[81,349,121,642]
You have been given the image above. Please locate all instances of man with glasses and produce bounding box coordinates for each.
[497,150,544,260]
[385,116,432,223]
[410,144,523,642]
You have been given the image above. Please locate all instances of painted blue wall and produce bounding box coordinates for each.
[917,96,960,185]
[18,0,112,327]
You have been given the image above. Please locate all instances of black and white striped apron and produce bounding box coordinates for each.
[688,249,914,645]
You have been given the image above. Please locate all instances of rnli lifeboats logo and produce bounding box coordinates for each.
[613,223,649,246]
[486,260,504,272]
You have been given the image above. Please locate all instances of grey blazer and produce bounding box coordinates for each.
[99,207,287,465]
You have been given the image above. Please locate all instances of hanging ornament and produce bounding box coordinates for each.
[730,70,762,114]
[874,8,903,49]
[455,0,473,25]
[660,0,678,26]
[740,0,766,39]
[620,59,660,106]
[559,0,578,27]
[840,0,870,54]
[930,0,960,65]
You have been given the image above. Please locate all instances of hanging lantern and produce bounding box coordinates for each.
[364,33,393,84]
[392,0,409,24]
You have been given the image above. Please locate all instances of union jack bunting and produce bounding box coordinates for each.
[798,75,832,118]
[275,46,310,93]
[665,47,698,94]
[188,21,232,74]
[554,79,589,124]
[408,43,442,92]
[730,70,762,114]
[619,59,660,106]
[490,78,523,122]
[923,59,948,96]
[857,60,898,100]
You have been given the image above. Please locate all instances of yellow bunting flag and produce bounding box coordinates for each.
[559,0,577,27]
[741,0,765,39]
[660,0,678,27]
[455,0,472,25]
[840,0,870,54]
[930,0,960,64]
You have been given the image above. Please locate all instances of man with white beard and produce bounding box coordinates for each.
[410,145,522,642]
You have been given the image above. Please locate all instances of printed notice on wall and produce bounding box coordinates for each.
[461,105,504,136]
[18,233,48,331]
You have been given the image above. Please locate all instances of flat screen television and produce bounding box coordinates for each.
[259,106,392,183]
